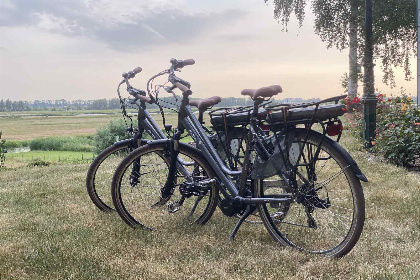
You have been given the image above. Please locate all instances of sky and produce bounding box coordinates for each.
[0,0,416,101]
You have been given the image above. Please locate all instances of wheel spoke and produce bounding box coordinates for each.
[256,131,364,257]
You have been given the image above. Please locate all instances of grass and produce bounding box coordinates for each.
[0,109,176,141]
[0,114,117,141]
[5,151,95,168]
[0,109,137,117]
[1,125,419,279]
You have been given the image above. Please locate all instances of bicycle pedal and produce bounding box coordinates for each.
[197,178,216,186]
[168,201,180,213]
[151,197,170,208]
[271,211,285,220]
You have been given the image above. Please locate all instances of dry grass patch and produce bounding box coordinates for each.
[1,129,420,279]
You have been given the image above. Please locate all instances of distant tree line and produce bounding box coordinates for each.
[0,96,321,112]
[0,98,122,112]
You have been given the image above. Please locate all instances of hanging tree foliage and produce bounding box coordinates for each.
[372,0,416,87]
[265,0,417,87]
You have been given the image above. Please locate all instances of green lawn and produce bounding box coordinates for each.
[5,151,95,168]
[0,127,419,279]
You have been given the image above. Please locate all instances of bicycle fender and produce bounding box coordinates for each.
[322,135,368,182]
[146,139,170,146]
[112,139,148,147]
[113,139,132,147]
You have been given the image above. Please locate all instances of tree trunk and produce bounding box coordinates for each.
[348,0,358,98]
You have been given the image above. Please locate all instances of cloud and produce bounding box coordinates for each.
[0,0,247,51]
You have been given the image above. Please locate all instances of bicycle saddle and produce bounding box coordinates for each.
[241,85,282,99]
[190,96,221,112]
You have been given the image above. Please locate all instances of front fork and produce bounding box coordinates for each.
[129,130,144,186]
[160,129,182,198]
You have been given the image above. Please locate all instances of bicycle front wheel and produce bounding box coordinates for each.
[86,142,132,212]
[112,143,219,230]
[256,130,365,258]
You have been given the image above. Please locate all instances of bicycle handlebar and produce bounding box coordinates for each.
[117,66,151,105]
[170,58,195,70]
[174,82,192,95]
[132,67,142,75]
[134,94,152,103]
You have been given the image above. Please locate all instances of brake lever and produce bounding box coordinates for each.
[164,85,176,94]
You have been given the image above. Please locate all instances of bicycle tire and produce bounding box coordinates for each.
[86,142,133,212]
[256,129,365,258]
[86,128,246,213]
[111,142,219,230]
[213,127,248,171]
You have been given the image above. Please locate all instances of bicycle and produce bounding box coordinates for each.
[86,66,249,212]
[111,58,367,257]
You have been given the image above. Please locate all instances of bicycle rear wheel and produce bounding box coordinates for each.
[256,130,365,257]
[112,143,219,230]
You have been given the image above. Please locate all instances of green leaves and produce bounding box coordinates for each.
[372,94,420,167]
[265,0,307,30]
[94,119,131,154]
[266,0,416,86]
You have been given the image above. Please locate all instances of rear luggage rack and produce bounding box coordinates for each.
[209,101,271,129]
[266,94,347,126]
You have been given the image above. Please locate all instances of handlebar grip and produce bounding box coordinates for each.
[189,99,200,107]
[132,67,142,75]
[136,94,152,103]
[182,59,195,66]
[175,82,192,95]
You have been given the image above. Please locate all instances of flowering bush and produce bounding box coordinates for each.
[373,95,420,167]
[343,96,362,112]
[347,93,420,167]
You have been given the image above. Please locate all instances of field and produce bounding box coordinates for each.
[0,113,419,279]
[0,110,179,141]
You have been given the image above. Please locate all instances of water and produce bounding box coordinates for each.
[75,113,108,117]
[7,147,30,153]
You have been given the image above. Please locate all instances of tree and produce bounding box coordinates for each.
[108,98,121,109]
[90,99,108,110]
[0,99,5,112]
[265,0,416,94]
[5,99,12,111]
[311,0,361,98]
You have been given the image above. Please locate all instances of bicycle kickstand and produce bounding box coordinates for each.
[229,204,257,240]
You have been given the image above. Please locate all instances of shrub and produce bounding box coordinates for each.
[94,119,130,154]
[0,131,5,168]
[350,93,420,167]
[27,159,50,167]
[29,136,94,152]
[4,140,31,149]
[373,95,420,167]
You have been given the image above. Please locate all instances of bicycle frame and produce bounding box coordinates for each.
[126,101,196,183]
[163,91,293,205]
